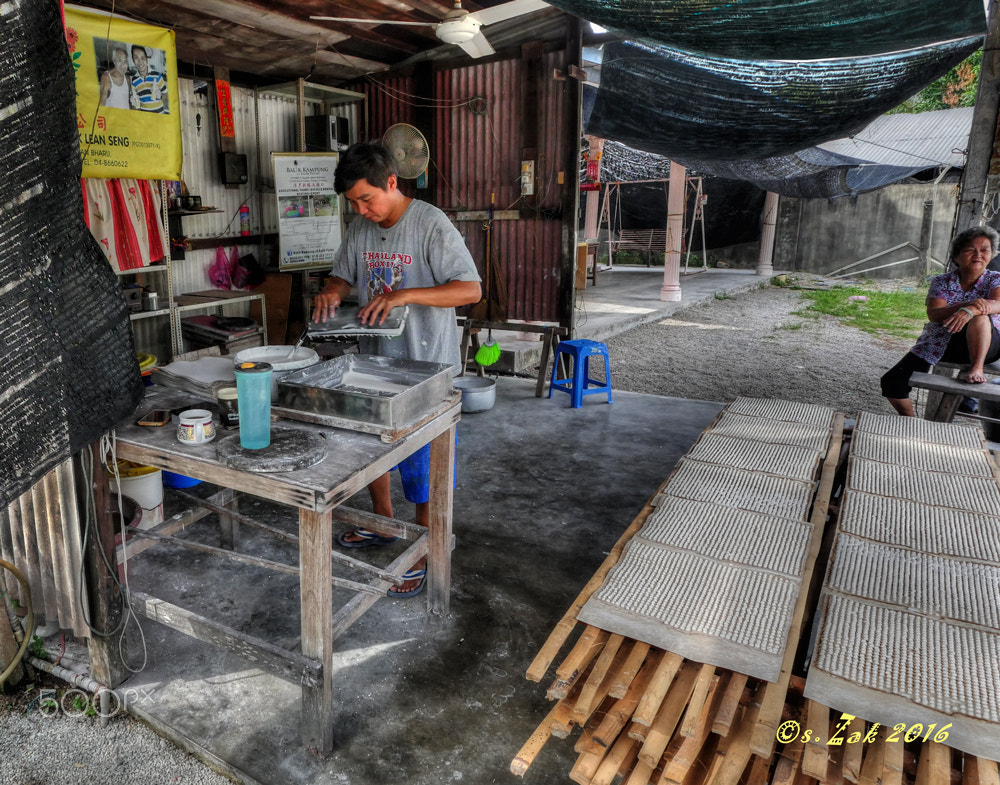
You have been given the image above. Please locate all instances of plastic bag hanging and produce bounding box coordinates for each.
[208,245,233,289]
[231,246,251,289]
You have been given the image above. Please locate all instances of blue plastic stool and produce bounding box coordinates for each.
[547,339,613,408]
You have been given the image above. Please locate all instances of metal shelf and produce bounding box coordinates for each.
[260,80,364,106]
[129,308,171,321]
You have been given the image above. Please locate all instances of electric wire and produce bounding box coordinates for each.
[100,436,149,673]
[0,558,33,686]
[76,439,148,674]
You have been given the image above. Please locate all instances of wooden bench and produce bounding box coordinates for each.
[459,318,568,397]
[909,366,1000,423]
[608,229,668,266]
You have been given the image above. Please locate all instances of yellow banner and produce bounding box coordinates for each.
[64,6,182,180]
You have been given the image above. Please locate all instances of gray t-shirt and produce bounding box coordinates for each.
[330,199,481,371]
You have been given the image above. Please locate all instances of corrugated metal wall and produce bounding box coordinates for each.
[131,80,363,354]
[360,45,576,324]
[0,461,87,637]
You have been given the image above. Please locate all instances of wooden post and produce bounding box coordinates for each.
[757,191,778,278]
[955,0,1000,231]
[299,508,334,755]
[77,445,129,687]
[660,161,684,301]
[426,424,455,613]
[918,200,934,275]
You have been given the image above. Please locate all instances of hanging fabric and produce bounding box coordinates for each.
[81,178,168,271]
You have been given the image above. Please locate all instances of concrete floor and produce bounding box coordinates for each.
[114,268,766,784]
[119,383,720,784]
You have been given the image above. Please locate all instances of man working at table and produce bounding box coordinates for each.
[312,142,482,598]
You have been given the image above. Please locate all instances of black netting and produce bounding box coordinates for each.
[0,2,143,507]
[587,38,982,162]
[547,0,985,60]
[582,142,766,248]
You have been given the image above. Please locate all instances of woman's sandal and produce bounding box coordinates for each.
[387,568,426,599]
[336,528,399,548]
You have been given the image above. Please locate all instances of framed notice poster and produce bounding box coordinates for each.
[272,152,342,271]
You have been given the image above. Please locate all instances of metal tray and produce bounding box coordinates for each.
[307,305,408,338]
[275,354,453,430]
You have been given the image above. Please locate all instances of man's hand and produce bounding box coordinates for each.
[312,291,342,323]
[358,290,406,325]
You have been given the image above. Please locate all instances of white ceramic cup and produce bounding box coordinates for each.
[177,409,215,444]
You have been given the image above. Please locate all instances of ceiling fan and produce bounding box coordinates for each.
[310,0,551,59]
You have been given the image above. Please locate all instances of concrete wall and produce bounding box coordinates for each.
[774,183,957,279]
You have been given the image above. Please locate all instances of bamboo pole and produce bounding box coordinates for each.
[703,705,758,785]
[651,668,722,780]
[712,673,747,737]
[633,651,684,727]
[637,662,702,768]
[858,724,888,785]
[573,644,635,727]
[548,626,609,700]
[609,641,652,699]
[591,733,641,785]
[511,703,561,777]
[801,700,829,780]
[841,716,864,783]
[679,663,715,738]
[589,652,662,752]
[916,736,952,785]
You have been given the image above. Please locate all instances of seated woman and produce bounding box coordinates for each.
[881,226,1000,416]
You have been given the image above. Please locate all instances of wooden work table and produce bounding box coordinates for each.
[106,388,460,754]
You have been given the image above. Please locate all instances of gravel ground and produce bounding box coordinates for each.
[605,281,915,416]
[0,280,927,784]
[0,663,236,785]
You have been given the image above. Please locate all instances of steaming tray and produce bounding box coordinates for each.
[273,354,456,441]
[307,305,408,338]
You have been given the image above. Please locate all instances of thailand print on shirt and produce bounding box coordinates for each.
[363,248,412,301]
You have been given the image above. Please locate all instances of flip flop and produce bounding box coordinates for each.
[387,568,426,599]
[336,528,398,548]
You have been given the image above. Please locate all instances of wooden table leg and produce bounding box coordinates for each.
[536,329,558,397]
[925,393,961,422]
[426,424,455,614]
[217,488,239,549]
[299,508,334,755]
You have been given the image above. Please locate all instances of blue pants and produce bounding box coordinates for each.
[394,435,458,504]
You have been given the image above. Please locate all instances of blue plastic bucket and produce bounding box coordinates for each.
[162,470,201,489]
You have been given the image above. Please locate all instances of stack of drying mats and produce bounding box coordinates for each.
[514,398,1000,785]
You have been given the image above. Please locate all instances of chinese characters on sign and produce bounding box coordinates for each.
[215,79,235,138]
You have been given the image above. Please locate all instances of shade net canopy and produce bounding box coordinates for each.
[547,0,985,60]
[586,37,982,162]
[0,1,143,507]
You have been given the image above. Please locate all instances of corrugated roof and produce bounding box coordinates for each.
[817,107,973,169]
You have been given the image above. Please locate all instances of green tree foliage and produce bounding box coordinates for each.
[889,49,982,114]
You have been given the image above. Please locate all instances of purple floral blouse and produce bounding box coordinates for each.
[911,269,1000,363]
